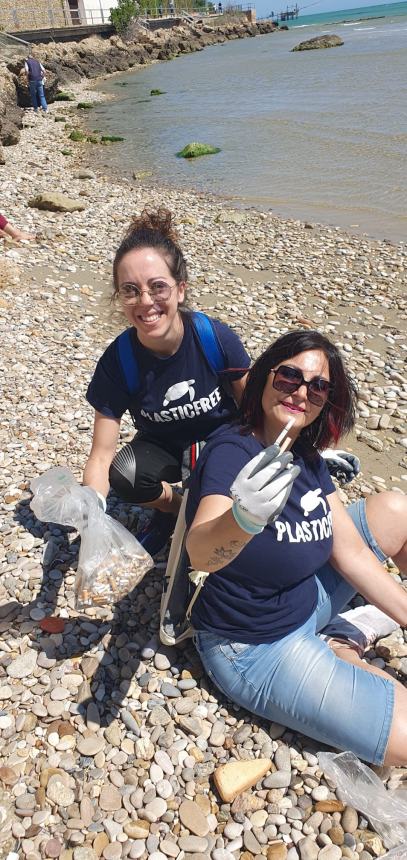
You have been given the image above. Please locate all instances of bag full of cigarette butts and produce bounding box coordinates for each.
[30,466,153,610]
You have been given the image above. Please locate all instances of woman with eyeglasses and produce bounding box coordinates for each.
[186,330,407,765]
[83,208,251,556]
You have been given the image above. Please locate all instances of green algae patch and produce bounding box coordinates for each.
[150,89,166,96]
[87,135,99,144]
[177,142,221,159]
[101,135,125,144]
[77,102,94,110]
[69,129,87,142]
[55,92,75,102]
[61,149,73,156]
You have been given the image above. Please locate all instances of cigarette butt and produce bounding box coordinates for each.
[275,418,295,448]
[280,436,292,454]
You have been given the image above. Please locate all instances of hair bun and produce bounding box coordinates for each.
[127,207,179,243]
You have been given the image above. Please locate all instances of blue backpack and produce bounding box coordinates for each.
[116,311,226,394]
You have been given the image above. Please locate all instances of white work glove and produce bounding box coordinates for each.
[321,449,361,485]
[230,444,301,534]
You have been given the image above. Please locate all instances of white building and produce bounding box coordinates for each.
[71,0,120,25]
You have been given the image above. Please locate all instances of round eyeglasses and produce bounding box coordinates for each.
[117,281,176,305]
[271,364,332,407]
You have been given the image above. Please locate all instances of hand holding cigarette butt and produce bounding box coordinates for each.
[230,419,301,534]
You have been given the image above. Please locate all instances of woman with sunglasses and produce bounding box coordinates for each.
[83,208,251,555]
[186,330,407,765]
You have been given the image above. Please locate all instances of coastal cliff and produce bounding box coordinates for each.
[0,18,276,153]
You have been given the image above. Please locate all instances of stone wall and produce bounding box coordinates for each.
[0,0,68,32]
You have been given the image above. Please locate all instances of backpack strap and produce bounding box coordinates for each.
[190,311,226,372]
[117,313,225,396]
[117,329,139,394]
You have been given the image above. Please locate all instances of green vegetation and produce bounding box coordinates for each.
[150,89,166,96]
[110,0,139,34]
[87,135,99,144]
[101,135,125,143]
[77,102,94,110]
[61,149,73,156]
[69,129,87,142]
[177,142,221,159]
[55,92,75,102]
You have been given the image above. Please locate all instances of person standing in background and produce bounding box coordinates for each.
[24,48,48,114]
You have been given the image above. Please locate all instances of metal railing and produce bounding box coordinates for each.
[0,30,30,59]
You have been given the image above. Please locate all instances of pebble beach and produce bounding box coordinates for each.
[0,78,407,860]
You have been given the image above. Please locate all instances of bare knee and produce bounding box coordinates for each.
[364,490,407,563]
[367,490,407,519]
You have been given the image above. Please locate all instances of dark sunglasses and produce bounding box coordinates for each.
[271,364,332,407]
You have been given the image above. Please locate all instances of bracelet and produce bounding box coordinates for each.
[231,502,264,535]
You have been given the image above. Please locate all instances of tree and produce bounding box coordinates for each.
[110,0,140,33]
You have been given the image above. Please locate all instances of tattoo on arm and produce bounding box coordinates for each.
[207,539,247,567]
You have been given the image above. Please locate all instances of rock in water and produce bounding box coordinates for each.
[292,34,344,51]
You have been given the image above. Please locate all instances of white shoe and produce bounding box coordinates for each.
[321,605,399,655]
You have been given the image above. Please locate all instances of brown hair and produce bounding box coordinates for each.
[112,207,188,295]
[239,330,358,454]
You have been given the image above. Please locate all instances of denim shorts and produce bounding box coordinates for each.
[194,500,395,765]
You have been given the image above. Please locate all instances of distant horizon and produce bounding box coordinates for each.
[256,0,406,21]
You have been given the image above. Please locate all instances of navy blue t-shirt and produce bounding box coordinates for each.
[86,315,250,451]
[186,424,335,643]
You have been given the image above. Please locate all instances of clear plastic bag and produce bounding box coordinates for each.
[319,751,407,856]
[30,467,153,609]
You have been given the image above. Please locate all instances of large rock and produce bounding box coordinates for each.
[28,193,86,212]
[0,64,23,147]
[15,69,60,108]
[292,34,344,51]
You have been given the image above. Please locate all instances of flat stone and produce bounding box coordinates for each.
[315,800,345,813]
[298,837,319,860]
[178,836,209,852]
[318,848,342,860]
[124,820,150,839]
[179,800,210,837]
[144,797,167,822]
[342,805,359,833]
[267,844,288,860]
[73,850,99,860]
[99,785,122,811]
[243,830,262,854]
[6,648,37,678]
[44,839,63,858]
[0,766,18,785]
[86,702,101,731]
[76,736,105,756]
[46,777,75,807]
[328,824,344,845]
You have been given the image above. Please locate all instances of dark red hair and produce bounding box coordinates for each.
[239,330,358,455]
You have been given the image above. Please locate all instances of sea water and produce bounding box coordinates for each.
[89,3,407,241]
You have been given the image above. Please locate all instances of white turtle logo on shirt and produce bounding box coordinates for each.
[300,489,327,517]
[162,379,196,407]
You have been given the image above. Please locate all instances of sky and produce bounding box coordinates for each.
[256,0,396,18]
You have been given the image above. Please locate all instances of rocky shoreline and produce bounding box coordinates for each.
[0,16,277,154]
[0,68,407,860]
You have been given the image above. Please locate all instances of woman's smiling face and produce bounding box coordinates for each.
[261,349,330,444]
[117,246,185,348]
